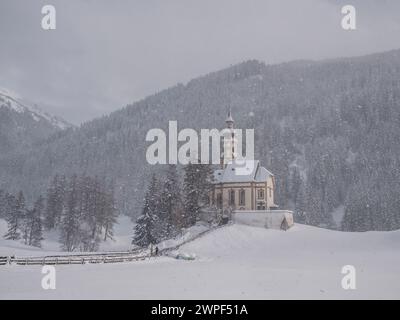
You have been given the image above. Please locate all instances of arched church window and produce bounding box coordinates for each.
[217,193,222,209]
[229,189,235,206]
[239,189,246,206]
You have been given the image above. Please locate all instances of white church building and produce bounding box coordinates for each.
[209,111,294,230]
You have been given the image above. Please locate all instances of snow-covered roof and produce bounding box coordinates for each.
[225,108,234,124]
[213,160,273,184]
[225,114,234,123]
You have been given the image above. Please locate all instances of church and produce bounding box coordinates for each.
[208,111,294,230]
[210,111,278,211]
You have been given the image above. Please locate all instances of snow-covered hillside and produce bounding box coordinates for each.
[0,87,70,130]
[0,87,73,159]
[0,222,399,299]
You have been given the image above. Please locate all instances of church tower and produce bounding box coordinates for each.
[222,108,237,166]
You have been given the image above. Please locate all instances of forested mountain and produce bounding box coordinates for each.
[0,88,71,157]
[1,49,400,231]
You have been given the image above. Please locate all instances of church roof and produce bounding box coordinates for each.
[225,114,234,123]
[213,160,273,184]
[225,108,234,123]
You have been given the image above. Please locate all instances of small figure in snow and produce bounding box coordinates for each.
[155,246,159,256]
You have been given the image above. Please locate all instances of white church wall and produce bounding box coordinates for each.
[233,210,294,230]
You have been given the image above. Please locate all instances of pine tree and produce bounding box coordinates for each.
[79,175,98,251]
[182,161,213,227]
[0,190,6,218]
[183,162,200,227]
[77,176,118,251]
[29,196,45,247]
[45,175,66,230]
[290,167,302,206]
[59,175,81,251]
[4,194,17,240]
[305,184,325,227]
[294,180,307,224]
[133,175,160,247]
[44,175,57,229]
[21,208,31,245]
[4,191,25,240]
[158,165,182,239]
[101,180,118,241]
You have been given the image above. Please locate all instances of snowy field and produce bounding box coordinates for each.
[0,218,399,299]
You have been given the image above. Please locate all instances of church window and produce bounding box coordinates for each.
[239,189,246,206]
[217,193,222,208]
[229,189,235,206]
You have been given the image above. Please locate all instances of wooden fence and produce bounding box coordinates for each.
[8,254,149,266]
[0,248,149,266]
[0,256,8,265]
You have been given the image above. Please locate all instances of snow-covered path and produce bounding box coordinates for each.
[1,224,399,299]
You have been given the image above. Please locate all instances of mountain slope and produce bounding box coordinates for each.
[1,50,400,230]
[0,88,71,156]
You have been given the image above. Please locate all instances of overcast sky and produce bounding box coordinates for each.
[1,0,400,125]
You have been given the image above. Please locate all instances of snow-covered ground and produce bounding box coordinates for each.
[1,219,399,299]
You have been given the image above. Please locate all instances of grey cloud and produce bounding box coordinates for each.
[0,0,400,124]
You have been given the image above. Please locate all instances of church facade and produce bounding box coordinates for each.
[210,111,278,211]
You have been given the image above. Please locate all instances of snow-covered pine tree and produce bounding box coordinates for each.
[304,184,324,227]
[294,180,307,224]
[341,171,400,232]
[44,175,66,230]
[183,162,200,227]
[44,175,57,230]
[21,208,33,245]
[289,167,302,207]
[77,176,118,251]
[289,167,306,223]
[0,189,5,218]
[4,191,25,240]
[21,204,36,246]
[101,179,118,241]
[158,165,182,239]
[133,175,160,248]
[29,196,45,247]
[183,161,213,227]
[78,175,98,251]
[59,175,81,251]
[3,194,17,240]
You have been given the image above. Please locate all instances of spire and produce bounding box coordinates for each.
[223,107,236,165]
[225,107,234,129]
